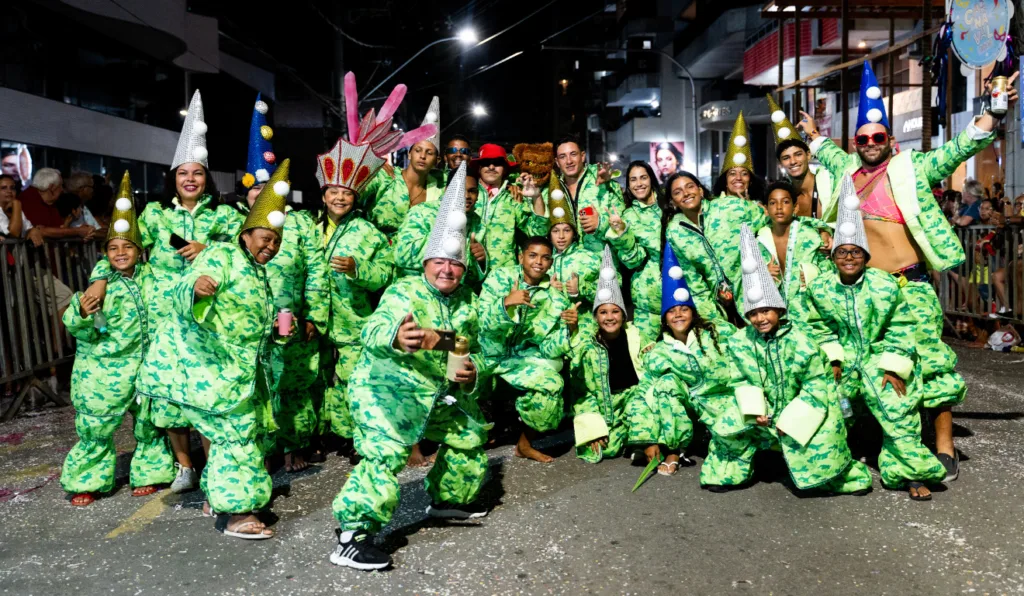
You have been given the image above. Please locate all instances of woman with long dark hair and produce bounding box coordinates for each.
[606,160,664,340]
[84,91,242,494]
[627,247,740,476]
[661,170,769,328]
[712,167,767,203]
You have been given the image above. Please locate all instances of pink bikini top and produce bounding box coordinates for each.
[857,165,905,225]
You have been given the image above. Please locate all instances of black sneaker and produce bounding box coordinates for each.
[938,451,959,482]
[426,501,488,520]
[330,531,391,571]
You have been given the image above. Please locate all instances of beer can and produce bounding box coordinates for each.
[990,76,1009,115]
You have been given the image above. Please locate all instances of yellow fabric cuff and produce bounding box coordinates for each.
[776,398,826,447]
[573,412,609,447]
[735,385,767,417]
[879,352,914,380]
[821,342,845,364]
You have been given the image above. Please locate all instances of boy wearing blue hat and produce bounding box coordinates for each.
[797,63,1019,482]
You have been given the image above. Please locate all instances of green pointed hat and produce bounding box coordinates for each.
[107,171,142,249]
[765,94,799,146]
[241,158,290,235]
[722,111,753,173]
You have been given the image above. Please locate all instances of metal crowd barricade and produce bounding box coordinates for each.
[1,238,101,420]
[937,225,1024,325]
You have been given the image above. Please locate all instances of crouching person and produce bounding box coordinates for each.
[61,172,175,506]
[701,225,872,495]
[330,164,491,571]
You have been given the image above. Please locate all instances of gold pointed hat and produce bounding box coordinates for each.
[106,171,142,249]
[241,158,290,235]
[722,111,753,173]
[765,94,799,146]
[548,186,575,228]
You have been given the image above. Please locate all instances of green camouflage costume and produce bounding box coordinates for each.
[333,276,490,532]
[92,196,244,429]
[361,168,445,236]
[60,263,175,494]
[135,243,278,514]
[232,205,329,455]
[322,212,394,438]
[606,200,663,340]
[812,127,995,409]
[570,323,653,463]
[702,322,872,493]
[542,164,626,254]
[756,220,834,323]
[550,240,601,337]
[665,198,770,326]
[393,201,486,289]
[475,182,550,274]
[804,268,945,488]
[479,266,572,433]
[630,326,742,454]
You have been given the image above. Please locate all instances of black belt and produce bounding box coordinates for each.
[892,262,929,284]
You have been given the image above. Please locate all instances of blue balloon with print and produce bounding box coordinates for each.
[243,93,276,189]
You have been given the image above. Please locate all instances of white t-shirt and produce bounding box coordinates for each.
[0,208,33,237]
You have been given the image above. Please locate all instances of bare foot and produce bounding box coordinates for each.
[70,493,95,506]
[514,433,554,463]
[284,452,310,473]
[132,485,158,497]
[407,443,431,468]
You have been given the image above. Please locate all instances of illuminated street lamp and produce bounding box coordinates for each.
[363,28,478,101]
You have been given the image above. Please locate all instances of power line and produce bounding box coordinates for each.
[473,0,560,47]
[307,1,395,49]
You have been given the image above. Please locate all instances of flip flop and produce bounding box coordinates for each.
[132,486,158,497]
[657,460,680,476]
[70,493,95,507]
[908,481,932,501]
[202,501,218,518]
[215,514,274,540]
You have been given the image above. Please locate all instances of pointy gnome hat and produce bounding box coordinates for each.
[241,158,290,236]
[765,94,800,146]
[424,161,468,266]
[316,72,438,194]
[661,241,696,315]
[740,223,786,315]
[832,173,870,257]
[722,111,753,174]
[420,96,441,154]
[593,244,626,314]
[172,90,209,170]
[548,186,574,228]
[107,171,142,250]
[857,61,890,131]
[242,94,276,189]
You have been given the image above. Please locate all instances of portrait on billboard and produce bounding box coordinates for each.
[650,141,684,184]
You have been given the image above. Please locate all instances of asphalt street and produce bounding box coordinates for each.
[1,346,1022,596]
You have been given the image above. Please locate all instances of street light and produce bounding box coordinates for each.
[608,153,619,162]
[362,28,478,102]
[442,104,487,134]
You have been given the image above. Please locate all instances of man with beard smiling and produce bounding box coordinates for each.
[330,163,490,571]
[135,161,295,540]
[798,63,1019,483]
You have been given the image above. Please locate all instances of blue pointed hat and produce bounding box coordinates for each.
[243,94,276,189]
[661,241,695,315]
[856,62,890,131]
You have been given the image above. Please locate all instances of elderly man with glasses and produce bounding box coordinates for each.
[797,63,1019,484]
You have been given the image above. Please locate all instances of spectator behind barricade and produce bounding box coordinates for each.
[0,174,43,246]
[56,192,84,227]
[1005,194,1024,224]
[973,199,1011,316]
[955,179,984,227]
[64,172,103,235]
[21,169,95,242]
[941,190,961,222]
[87,174,113,229]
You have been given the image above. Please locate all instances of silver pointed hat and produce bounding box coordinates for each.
[423,161,468,266]
[832,173,871,257]
[421,96,441,154]
[740,224,786,315]
[171,90,209,170]
[593,244,626,314]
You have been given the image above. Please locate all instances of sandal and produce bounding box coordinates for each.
[215,514,274,540]
[70,493,95,507]
[202,501,218,518]
[908,481,932,501]
[132,486,158,497]
[657,461,680,476]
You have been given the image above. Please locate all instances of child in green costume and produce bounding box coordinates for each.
[548,186,601,336]
[702,225,872,495]
[61,172,175,506]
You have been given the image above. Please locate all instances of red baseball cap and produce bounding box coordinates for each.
[470,143,518,171]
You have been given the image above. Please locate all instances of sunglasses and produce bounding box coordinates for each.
[446,147,471,155]
[475,158,506,168]
[855,132,888,146]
